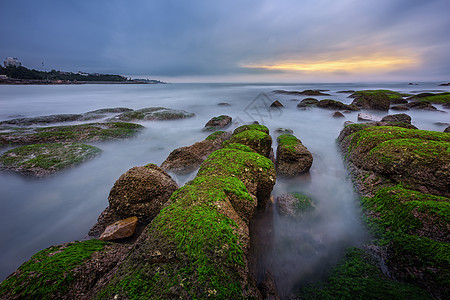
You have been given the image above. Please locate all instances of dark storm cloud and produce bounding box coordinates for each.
[1,0,449,80]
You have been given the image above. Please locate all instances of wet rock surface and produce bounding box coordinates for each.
[317,99,360,111]
[99,216,138,241]
[275,134,313,177]
[357,113,382,122]
[109,107,195,121]
[276,193,315,217]
[0,142,101,177]
[203,115,232,131]
[160,131,231,173]
[350,90,391,111]
[273,89,330,96]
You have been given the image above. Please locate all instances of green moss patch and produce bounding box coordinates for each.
[277,134,300,152]
[410,92,450,103]
[224,130,272,156]
[298,248,431,299]
[232,124,269,135]
[0,143,101,176]
[205,130,226,141]
[0,240,107,299]
[351,89,411,99]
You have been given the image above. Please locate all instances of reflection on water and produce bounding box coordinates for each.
[0,83,448,292]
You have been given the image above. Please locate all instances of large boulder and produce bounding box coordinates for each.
[224,125,272,157]
[276,134,313,177]
[203,115,232,131]
[381,113,412,124]
[160,131,231,173]
[108,163,178,222]
[350,91,391,111]
[317,99,360,111]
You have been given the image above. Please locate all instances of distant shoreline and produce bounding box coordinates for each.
[0,79,161,85]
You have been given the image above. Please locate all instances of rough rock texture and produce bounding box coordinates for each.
[99,216,138,241]
[317,99,360,111]
[276,193,315,217]
[110,107,195,121]
[297,98,319,108]
[358,113,382,122]
[381,113,412,124]
[337,124,450,298]
[160,131,231,173]
[405,101,437,110]
[0,143,101,177]
[259,270,280,300]
[203,115,232,131]
[445,126,450,133]
[0,122,143,146]
[224,126,272,157]
[275,134,313,177]
[350,91,391,111]
[332,111,345,118]
[108,163,179,222]
[391,105,410,111]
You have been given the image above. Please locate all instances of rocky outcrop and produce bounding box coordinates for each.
[317,99,360,111]
[99,216,138,241]
[350,91,390,111]
[405,101,437,110]
[297,98,318,108]
[160,131,231,173]
[275,134,313,177]
[276,193,315,217]
[203,115,232,131]
[0,125,277,300]
[110,107,195,121]
[0,143,101,177]
[273,89,330,96]
[224,125,272,157]
[381,113,412,124]
[0,122,144,146]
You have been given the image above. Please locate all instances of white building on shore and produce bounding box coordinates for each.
[3,57,22,68]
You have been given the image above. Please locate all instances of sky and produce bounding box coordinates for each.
[1,0,449,83]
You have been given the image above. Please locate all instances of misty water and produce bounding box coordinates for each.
[0,83,448,294]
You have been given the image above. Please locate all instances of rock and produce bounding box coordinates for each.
[203,115,232,131]
[381,113,412,124]
[217,102,231,106]
[273,89,330,96]
[108,163,178,222]
[232,124,270,135]
[80,107,133,121]
[444,126,450,133]
[297,98,319,108]
[391,105,410,111]
[270,100,284,108]
[111,107,195,121]
[358,113,382,122]
[344,121,354,126]
[337,90,355,93]
[317,99,360,111]
[259,270,280,300]
[161,131,231,173]
[351,91,390,111]
[275,128,293,134]
[0,114,83,126]
[99,216,138,241]
[0,122,143,146]
[276,134,313,177]
[438,83,450,86]
[0,143,101,177]
[332,111,345,118]
[405,101,437,110]
[224,126,272,157]
[390,97,408,104]
[444,103,450,109]
[276,193,314,217]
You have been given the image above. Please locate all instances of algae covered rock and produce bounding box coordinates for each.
[0,143,101,177]
[0,122,143,145]
[108,163,178,222]
[225,125,272,157]
[276,193,315,217]
[350,90,391,111]
[203,115,232,131]
[161,131,231,173]
[276,134,313,177]
[111,107,195,121]
[381,113,412,124]
[317,99,359,111]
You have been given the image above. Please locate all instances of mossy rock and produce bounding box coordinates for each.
[350,90,392,111]
[344,126,450,197]
[316,99,359,111]
[0,240,130,300]
[232,124,269,135]
[0,143,101,177]
[0,114,84,126]
[276,134,313,177]
[0,122,143,145]
[298,248,431,299]
[273,89,330,96]
[224,129,272,157]
[276,193,315,217]
[408,92,450,104]
[203,115,232,131]
[111,107,195,121]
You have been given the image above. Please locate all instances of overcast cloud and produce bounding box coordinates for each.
[1,0,449,82]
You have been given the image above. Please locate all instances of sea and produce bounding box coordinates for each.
[0,82,448,295]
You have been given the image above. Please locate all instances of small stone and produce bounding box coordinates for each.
[332,112,345,118]
[275,128,293,134]
[100,216,138,241]
[203,115,232,131]
[358,113,382,122]
[270,100,284,108]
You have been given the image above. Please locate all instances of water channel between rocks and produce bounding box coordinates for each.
[0,83,448,295]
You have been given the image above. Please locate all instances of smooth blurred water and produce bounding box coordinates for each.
[0,83,448,292]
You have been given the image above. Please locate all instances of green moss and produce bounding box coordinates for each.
[0,240,107,299]
[205,130,225,141]
[0,143,101,173]
[223,143,254,153]
[411,92,450,103]
[292,193,314,212]
[351,90,411,98]
[223,130,272,156]
[277,133,300,152]
[298,248,431,299]
[232,124,269,135]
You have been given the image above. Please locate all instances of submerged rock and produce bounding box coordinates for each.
[405,101,437,110]
[217,102,231,106]
[381,113,412,124]
[350,91,391,111]
[273,89,330,96]
[108,163,178,222]
[0,143,101,177]
[297,98,319,108]
[391,105,410,111]
[358,113,382,122]
[275,128,294,134]
[276,193,315,217]
[276,134,313,177]
[111,107,195,121]
[99,216,138,241]
[317,99,360,111]
[270,100,284,108]
[0,122,143,145]
[161,131,231,173]
[203,115,232,131]
[332,111,345,118]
